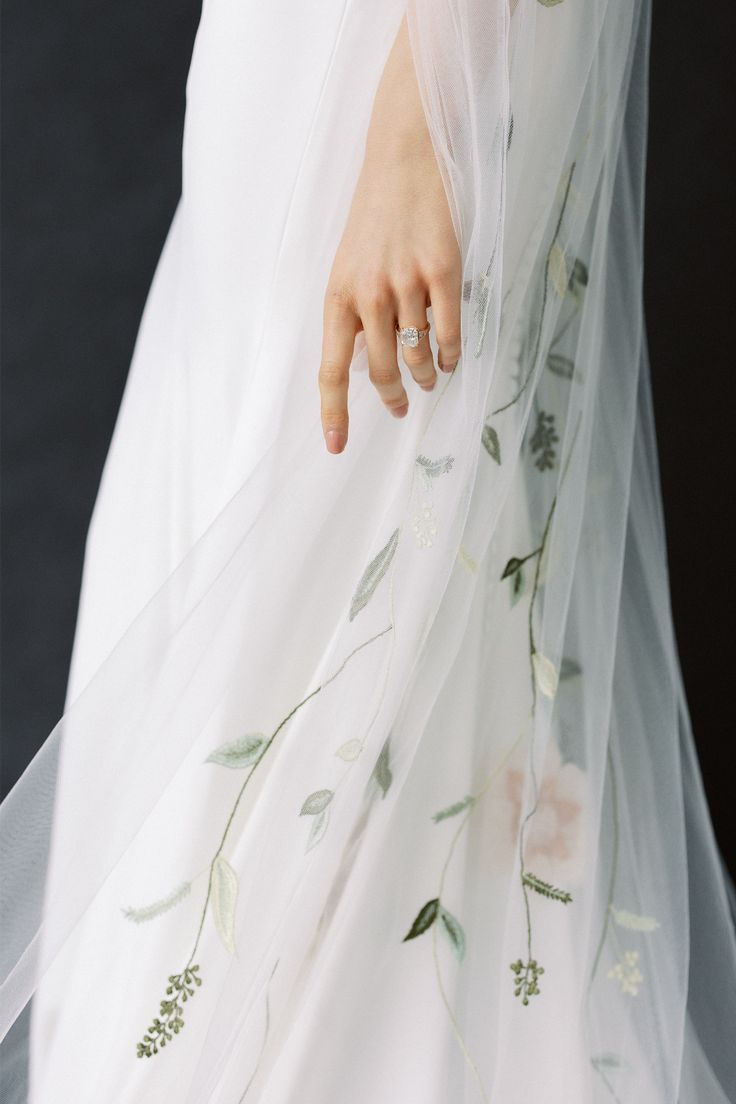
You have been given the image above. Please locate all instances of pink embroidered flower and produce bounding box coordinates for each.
[503,738,586,884]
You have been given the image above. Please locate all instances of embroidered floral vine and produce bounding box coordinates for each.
[133,620,393,1058]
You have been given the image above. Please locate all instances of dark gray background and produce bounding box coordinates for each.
[2,3,734,873]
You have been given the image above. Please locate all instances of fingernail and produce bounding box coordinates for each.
[325,430,346,453]
[390,403,409,418]
[420,379,437,392]
[439,360,458,373]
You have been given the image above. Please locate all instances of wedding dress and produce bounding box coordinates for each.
[2,0,735,1100]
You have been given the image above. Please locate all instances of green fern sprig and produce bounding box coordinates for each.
[522,872,573,904]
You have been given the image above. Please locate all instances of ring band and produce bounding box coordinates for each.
[396,323,430,348]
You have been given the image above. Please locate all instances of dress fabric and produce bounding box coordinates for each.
[1,0,735,1101]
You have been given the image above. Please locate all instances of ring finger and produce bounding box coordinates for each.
[363,307,409,418]
[396,288,436,392]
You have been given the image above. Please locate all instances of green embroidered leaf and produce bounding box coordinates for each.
[372,737,393,798]
[560,657,582,680]
[416,454,455,480]
[569,257,589,298]
[432,795,475,823]
[530,410,559,471]
[537,0,564,6]
[548,243,568,296]
[457,545,477,574]
[349,528,399,621]
[205,734,265,769]
[592,1053,625,1071]
[122,881,191,924]
[335,738,362,761]
[481,423,501,464]
[509,565,527,609]
[522,872,572,904]
[439,906,466,961]
[403,898,439,942]
[306,807,330,851]
[611,908,660,933]
[510,565,526,608]
[532,652,559,699]
[211,855,238,954]
[300,789,334,816]
[501,556,524,580]
[547,353,575,380]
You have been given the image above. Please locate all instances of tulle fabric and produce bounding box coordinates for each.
[1,0,735,1100]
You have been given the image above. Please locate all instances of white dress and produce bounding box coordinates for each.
[1,0,734,1101]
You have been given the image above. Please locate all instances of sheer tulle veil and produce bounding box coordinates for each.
[1,0,735,1100]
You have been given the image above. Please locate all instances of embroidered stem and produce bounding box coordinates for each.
[516,413,582,992]
[589,742,620,986]
[431,914,490,1104]
[491,162,576,417]
[187,624,393,967]
[423,725,528,1099]
[237,958,279,1103]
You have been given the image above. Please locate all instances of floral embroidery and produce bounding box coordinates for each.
[367,735,393,799]
[521,872,573,904]
[457,544,478,574]
[122,881,191,925]
[403,898,466,962]
[237,959,279,1101]
[607,950,644,996]
[501,740,586,884]
[530,410,559,471]
[610,908,660,932]
[205,734,265,768]
[133,624,393,1058]
[348,529,399,620]
[481,423,501,464]
[412,501,438,548]
[299,788,334,851]
[510,958,544,1004]
[412,455,455,548]
[136,966,202,1058]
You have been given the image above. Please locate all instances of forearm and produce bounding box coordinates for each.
[364,16,435,169]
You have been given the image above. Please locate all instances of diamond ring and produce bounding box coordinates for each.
[396,322,430,348]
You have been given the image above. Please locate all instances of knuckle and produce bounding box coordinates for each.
[402,345,432,367]
[369,364,399,389]
[393,267,424,301]
[324,283,354,316]
[437,324,461,350]
[321,405,348,426]
[384,392,408,411]
[426,257,460,287]
[359,277,392,316]
[319,359,348,388]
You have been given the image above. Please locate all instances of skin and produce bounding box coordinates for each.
[318,14,462,454]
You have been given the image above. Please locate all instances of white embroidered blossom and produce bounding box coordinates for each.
[412,502,437,548]
[607,950,644,996]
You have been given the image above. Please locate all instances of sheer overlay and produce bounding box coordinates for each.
[2,0,735,1100]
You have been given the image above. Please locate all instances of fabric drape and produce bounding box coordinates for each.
[1,0,734,1100]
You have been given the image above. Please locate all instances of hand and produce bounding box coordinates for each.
[318,16,462,455]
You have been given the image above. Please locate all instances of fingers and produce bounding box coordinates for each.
[319,265,462,454]
[428,264,462,372]
[363,294,409,418]
[319,289,359,454]
[396,280,437,392]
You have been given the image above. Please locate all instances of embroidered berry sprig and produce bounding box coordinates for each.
[510,957,545,1004]
[136,965,202,1057]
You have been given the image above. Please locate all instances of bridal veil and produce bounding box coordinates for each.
[2,0,735,1100]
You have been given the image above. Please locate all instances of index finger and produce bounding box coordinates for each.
[319,290,359,454]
